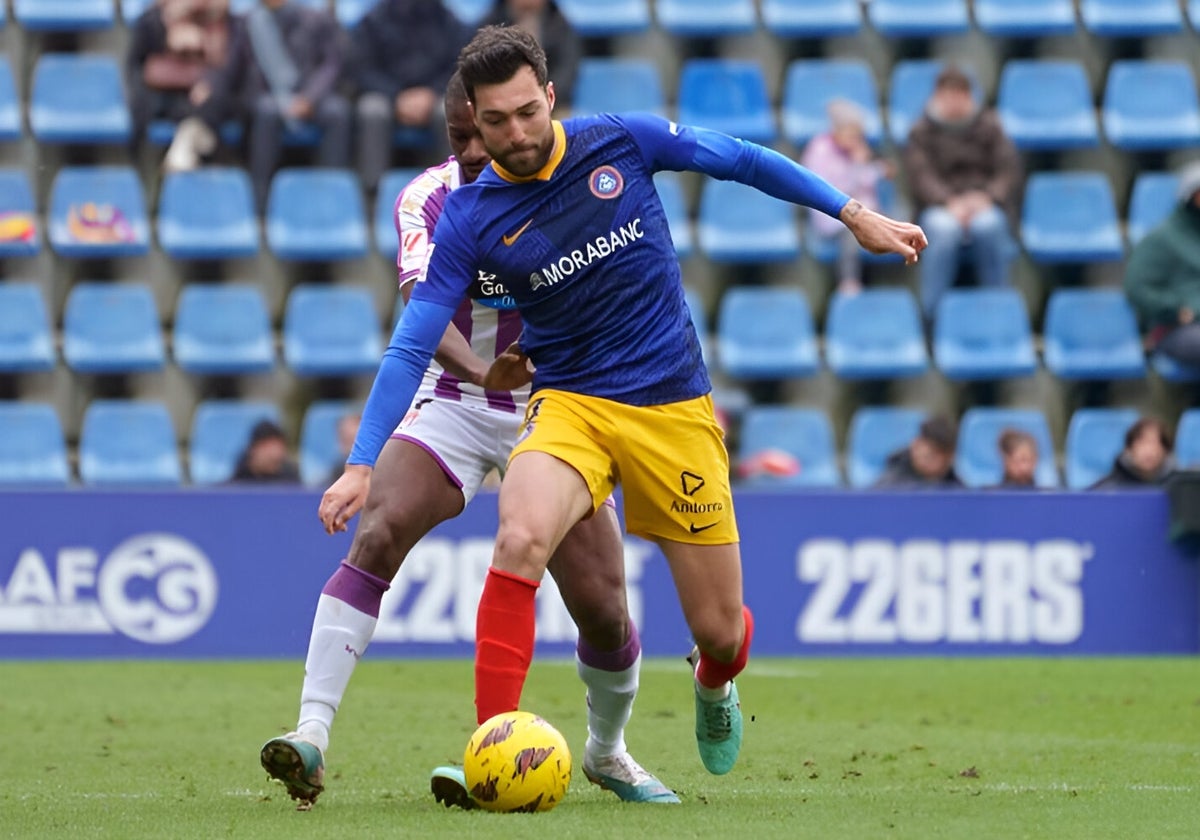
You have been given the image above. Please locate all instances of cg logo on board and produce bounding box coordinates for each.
[0,533,218,644]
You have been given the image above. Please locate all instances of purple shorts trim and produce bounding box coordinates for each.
[577,620,641,672]
[391,433,464,490]
[321,561,390,618]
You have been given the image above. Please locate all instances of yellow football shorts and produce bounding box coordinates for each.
[509,389,739,545]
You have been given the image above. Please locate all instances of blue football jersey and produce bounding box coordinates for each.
[414,113,710,406]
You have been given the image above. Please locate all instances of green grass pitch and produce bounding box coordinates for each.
[3,657,1199,839]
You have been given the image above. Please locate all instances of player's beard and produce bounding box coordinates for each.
[493,132,554,178]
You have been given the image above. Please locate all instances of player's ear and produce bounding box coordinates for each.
[545,81,556,112]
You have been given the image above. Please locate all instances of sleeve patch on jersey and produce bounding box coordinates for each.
[589,165,625,199]
[402,229,428,258]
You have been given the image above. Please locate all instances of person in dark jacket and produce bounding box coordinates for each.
[164,0,351,212]
[874,414,963,489]
[350,0,467,191]
[232,419,301,484]
[904,65,1022,320]
[1091,417,1175,489]
[482,0,581,109]
[1124,161,1200,367]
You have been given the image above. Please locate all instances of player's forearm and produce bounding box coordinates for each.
[347,299,456,468]
[433,326,489,387]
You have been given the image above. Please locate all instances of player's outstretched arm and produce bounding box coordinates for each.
[839,199,928,265]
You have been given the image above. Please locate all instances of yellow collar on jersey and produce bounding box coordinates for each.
[490,121,567,183]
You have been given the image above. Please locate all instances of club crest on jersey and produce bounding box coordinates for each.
[589,165,624,199]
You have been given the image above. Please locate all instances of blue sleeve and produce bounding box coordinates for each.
[617,112,851,220]
[347,298,457,467]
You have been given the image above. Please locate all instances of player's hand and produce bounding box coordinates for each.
[483,341,535,391]
[318,464,372,535]
[840,200,928,265]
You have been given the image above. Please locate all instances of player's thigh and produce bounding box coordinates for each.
[495,450,595,581]
[547,501,629,649]
[658,539,745,658]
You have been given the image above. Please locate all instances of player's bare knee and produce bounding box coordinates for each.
[345,513,405,580]
[493,523,553,579]
[692,618,744,662]
[574,608,628,653]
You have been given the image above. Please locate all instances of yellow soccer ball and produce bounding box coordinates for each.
[463,711,572,812]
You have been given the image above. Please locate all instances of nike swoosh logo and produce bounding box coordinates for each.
[502,218,533,246]
[689,522,718,534]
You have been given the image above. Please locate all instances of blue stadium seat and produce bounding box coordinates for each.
[1043,288,1145,380]
[1021,172,1123,264]
[173,285,275,375]
[933,288,1037,380]
[1151,351,1200,383]
[0,58,19,142]
[737,406,840,487]
[0,283,55,373]
[888,60,981,145]
[266,168,368,261]
[716,287,818,379]
[284,285,382,377]
[973,0,1077,37]
[1065,408,1140,489]
[300,400,353,486]
[761,0,861,37]
[335,0,377,27]
[656,0,756,37]
[158,168,258,260]
[868,0,969,37]
[698,179,799,263]
[677,60,776,144]
[48,166,150,258]
[573,58,664,117]
[121,0,152,22]
[374,168,423,260]
[847,406,925,488]
[0,402,70,486]
[956,407,1059,488]
[557,0,651,35]
[1175,409,1200,468]
[1127,172,1179,245]
[145,117,243,148]
[30,54,130,145]
[1102,61,1200,151]
[824,288,928,380]
[1081,0,1183,36]
[782,59,883,148]
[63,282,165,374]
[14,0,113,30]
[189,400,282,485]
[443,0,490,25]
[79,400,181,487]
[996,60,1099,151]
[654,172,693,260]
[0,169,40,258]
[1191,1,1200,31]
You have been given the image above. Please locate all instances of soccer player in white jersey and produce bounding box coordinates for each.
[259,72,677,810]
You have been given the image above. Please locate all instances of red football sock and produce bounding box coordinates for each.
[696,605,755,689]
[475,566,540,725]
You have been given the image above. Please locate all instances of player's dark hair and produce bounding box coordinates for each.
[445,70,468,110]
[458,25,549,101]
[1125,416,1173,452]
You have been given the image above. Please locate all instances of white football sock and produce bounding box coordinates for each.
[577,653,640,760]
[296,593,377,755]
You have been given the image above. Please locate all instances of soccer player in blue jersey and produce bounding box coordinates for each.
[320,25,927,779]
[260,72,677,810]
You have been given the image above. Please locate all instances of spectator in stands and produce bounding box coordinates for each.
[1124,161,1200,368]
[232,419,302,484]
[126,0,234,150]
[874,414,963,489]
[164,0,351,213]
[996,427,1038,489]
[1091,417,1175,489]
[904,65,1021,322]
[800,99,891,297]
[482,0,581,109]
[326,411,361,485]
[349,0,467,193]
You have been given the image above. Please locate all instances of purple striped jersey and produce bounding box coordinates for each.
[395,157,525,413]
